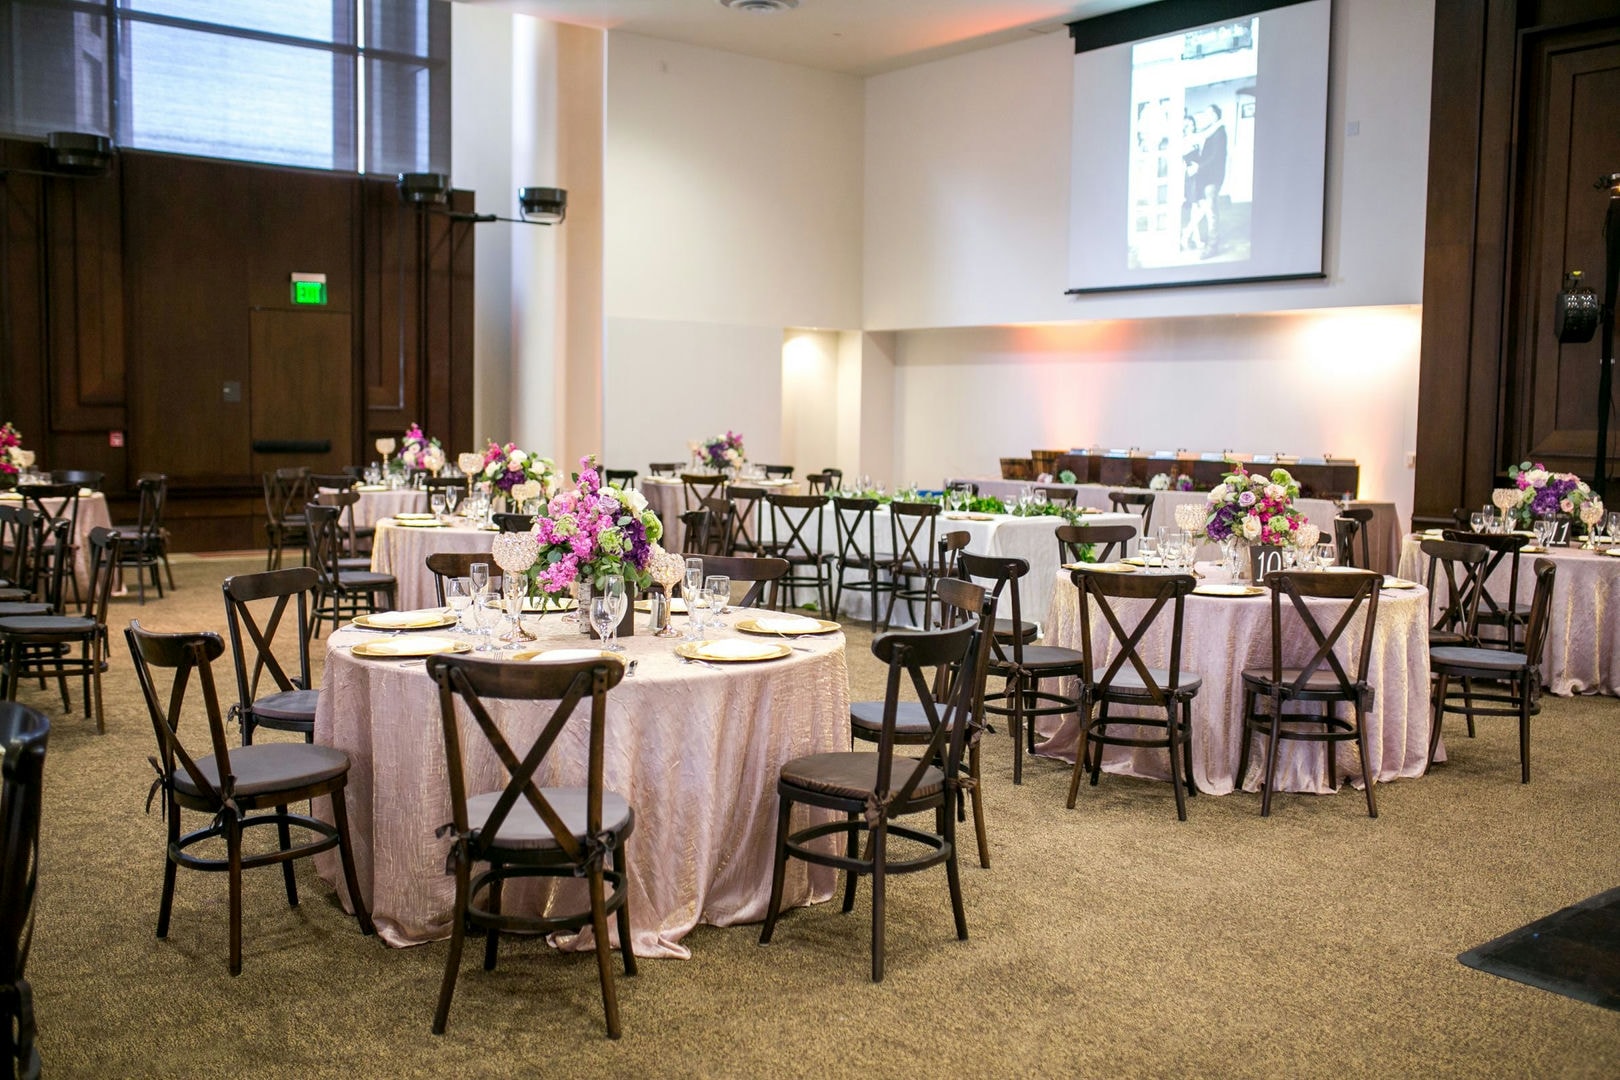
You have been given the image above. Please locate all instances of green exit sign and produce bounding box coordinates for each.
[290,272,327,306]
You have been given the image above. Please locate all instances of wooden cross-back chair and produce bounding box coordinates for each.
[1069,567,1201,820]
[885,501,940,630]
[1443,530,1528,650]
[1238,570,1382,818]
[1056,523,1135,566]
[688,554,790,609]
[765,494,831,612]
[0,506,40,603]
[724,486,770,556]
[16,483,81,608]
[304,504,396,638]
[222,567,319,745]
[1340,506,1375,568]
[312,490,371,570]
[681,473,727,512]
[1107,490,1154,545]
[425,551,498,606]
[425,653,636,1038]
[262,468,312,570]
[124,622,373,975]
[647,462,682,478]
[831,496,895,630]
[1420,538,1490,649]
[1,700,48,1080]
[760,617,983,981]
[698,497,732,555]
[114,473,172,602]
[1038,486,1077,507]
[679,508,716,555]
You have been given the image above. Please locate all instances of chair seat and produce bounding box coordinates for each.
[464,787,633,850]
[780,751,945,802]
[992,644,1083,671]
[173,743,349,800]
[1240,668,1359,694]
[337,556,372,571]
[1430,645,1530,674]
[1428,630,1471,648]
[335,570,395,590]
[0,587,32,602]
[993,617,1038,643]
[0,615,96,637]
[1097,667,1202,699]
[249,688,321,722]
[850,700,937,737]
[0,603,51,617]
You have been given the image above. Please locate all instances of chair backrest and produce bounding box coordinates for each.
[1342,506,1375,568]
[303,504,344,584]
[647,462,682,478]
[1107,490,1154,530]
[1521,558,1559,668]
[725,486,768,555]
[865,619,982,818]
[947,480,978,497]
[426,654,625,870]
[492,513,534,533]
[1333,515,1366,569]
[932,577,991,719]
[1442,529,1527,645]
[17,482,80,538]
[762,464,794,480]
[767,493,828,564]
[50,469,103,491]
[426,551,497,605]
[1420,537,1490,640]
[680,508,716,555]
[820,468,843,491]
[803,472,832,497]
[831,496,882,567]
[309,473,356,491]
[131,474,168,543]
[0,506,38,596]
[693,554,790,609]
[423,476,468,498]
[82,527,123,624]
[937,530,972,580]
[1071,568,1196,704]
[889,501,940,579]
[605,469,638,488]
[698,497,733,555]
[1056,523,1134,565]
[264,468,311,522]
[125,622,236,810]
[1038,486,1077,507]
[1451,507,1475,530]
[957,552,1031,665]
[0,698,48,1065]
[1258,570,1382,697]
[314,489,363,554]
[681,473,727,511]
[221,567,317,715]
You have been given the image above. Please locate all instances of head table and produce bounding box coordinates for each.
[1032,564,1435,796]
[313,608,851,958]
[1397,533,1620,696]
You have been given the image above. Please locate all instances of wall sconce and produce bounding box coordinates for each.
[397,174,567,226]
[0,131,115,180]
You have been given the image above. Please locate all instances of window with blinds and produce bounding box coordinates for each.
[0,0,449,175]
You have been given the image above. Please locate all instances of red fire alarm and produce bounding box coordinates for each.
[109,431,124,448]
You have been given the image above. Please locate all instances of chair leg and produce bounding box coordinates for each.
[276,806,299,907]
[758,796,792,945]
[869,825,887,983]
[1463,677,1476,737]
[940,805,968,942]
[157,805,180,939]
[588,868,623,1039]
[1010,675,1025,786]
[330,788,374,935]
[1518,673,1531,784]
[226,814,244,976]
[1165,703,1188,822]
[1182,700,1197,797]
[1066,700,1095,809]
[613,846,637,977]
[841,810,860,913]
[1323,703,1339,790]
[969,744,990,869]
[1090,702,1110,787]
[432,858,470,1035]
[1259,694,1284,818]
[1427,672,1449,772]
[483,863,503,971]
[1356,699,1377,818]
[1237,688,1256,789]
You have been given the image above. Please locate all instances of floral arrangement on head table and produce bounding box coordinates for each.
[690,431,745,471]
[397,422,444,473]
[1506,461,1595,527]
[1201,462,1310,546]
[529,456,665,593]
[480,440,556,495]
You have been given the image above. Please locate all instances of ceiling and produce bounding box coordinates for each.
[458,0,1147,76]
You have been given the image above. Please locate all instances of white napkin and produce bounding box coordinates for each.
[366,609,446,628]
[1194,584,1258,597]
[528,649,607,662]
[366,635,457,655]
[697,640,778,661]
[753,616,823,633]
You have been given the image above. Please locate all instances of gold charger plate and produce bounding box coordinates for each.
[393,519,445,528]
[510,647,619,663]
[1067,562,1135,574]
[350,636,470,659]
[1193,584,1265,597]
[352,610,458,631]
[1381,578,1420,590]
[735,616,839,636]
[356,484,388,492]
[676,640,792,663]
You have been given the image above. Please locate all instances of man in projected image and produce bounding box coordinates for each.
[1187,104,1228,258]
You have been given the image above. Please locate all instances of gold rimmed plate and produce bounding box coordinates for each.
[393,518,446,528]
[350,635,470,659]
[1193,584,1265,598]
[735,616,839,636]
[676,640,792,663]
[510,647,619,663]
[351,610,458,631]
[1381,578,1420,590]
[1067,562,1135,574]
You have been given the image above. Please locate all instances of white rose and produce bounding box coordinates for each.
[624,489,648,514]
[509,449,527,465]
[1264,484,1284,500]
[1209,483,1229,501]
[1241,516,1261,540]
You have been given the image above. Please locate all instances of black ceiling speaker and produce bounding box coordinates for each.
[1554,270,1601,344]
[397,172,450,205]
[517,186,567,224]
[45,132,113,176]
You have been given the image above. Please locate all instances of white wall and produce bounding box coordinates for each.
[782,330,840,472]
[601,32,864,476]
[863,0,1435,327]
[892,306,1422,525]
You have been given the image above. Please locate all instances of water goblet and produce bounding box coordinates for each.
[444,487,460,517]
[684,589,711,641]
[501,575,534,643]
[1607,511,1620,545]
[429,492,446,520]
[706,575,731,618]
[590,594,623,652]
[446,577,472,631]
[1316,542,1335,569]
[1470,511,1486,533]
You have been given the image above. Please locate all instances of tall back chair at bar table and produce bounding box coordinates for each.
[125,622,373,975]
[222,567,319,745]
[1,701,48,1080]
[1237,569,1382,818]
[425,652,636,1038]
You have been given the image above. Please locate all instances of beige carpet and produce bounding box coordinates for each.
[15,554,1620,1077]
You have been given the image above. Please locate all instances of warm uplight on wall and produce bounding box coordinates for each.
[1292,306,1421,374]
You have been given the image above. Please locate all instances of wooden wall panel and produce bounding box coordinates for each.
[248,309,352,477]
[45,167,125,424]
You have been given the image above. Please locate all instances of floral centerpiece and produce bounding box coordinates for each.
[1505,461,1596,527]
[690,431,745,472]
[1149,472,1197,492]
[1201,463,1310,546]
[480,441,556,495]
[0,423,25,488]
[530,456,665,594]
[397,422,444,473]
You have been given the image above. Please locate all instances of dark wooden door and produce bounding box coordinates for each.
[249,308,353,477]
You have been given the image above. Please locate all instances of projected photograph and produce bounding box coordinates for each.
[1127,19,1257,271]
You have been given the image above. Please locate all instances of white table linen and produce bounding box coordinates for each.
[334,487,428,529]
[370,519,496,609]
[314,612,851,957]
[1034,565,1434,795]
[1,490,110,591]
[1398,535,1620,696]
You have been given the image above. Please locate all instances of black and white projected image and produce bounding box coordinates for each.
[1127,19,1257,271]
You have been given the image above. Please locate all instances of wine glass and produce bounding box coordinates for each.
[706,575,730,617]
[684,586,711,641]
[1607,511,1620,545]
[1469,511,1487,533]
[443,486,460,517]
[591,594,623,652]
[1316,542,1335,569]
[501,574,533,643]
[468,563,492,649]
[446,577,472,631]
[429,492,446,520]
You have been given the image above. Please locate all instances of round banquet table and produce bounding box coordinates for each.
[0,488,111,591]
[639,476,800,546]
[326,485,428,529]
[313,609,851,957]
[370,518,497,609]
[1397,534,1620,696]
[1033,565,1434,796]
